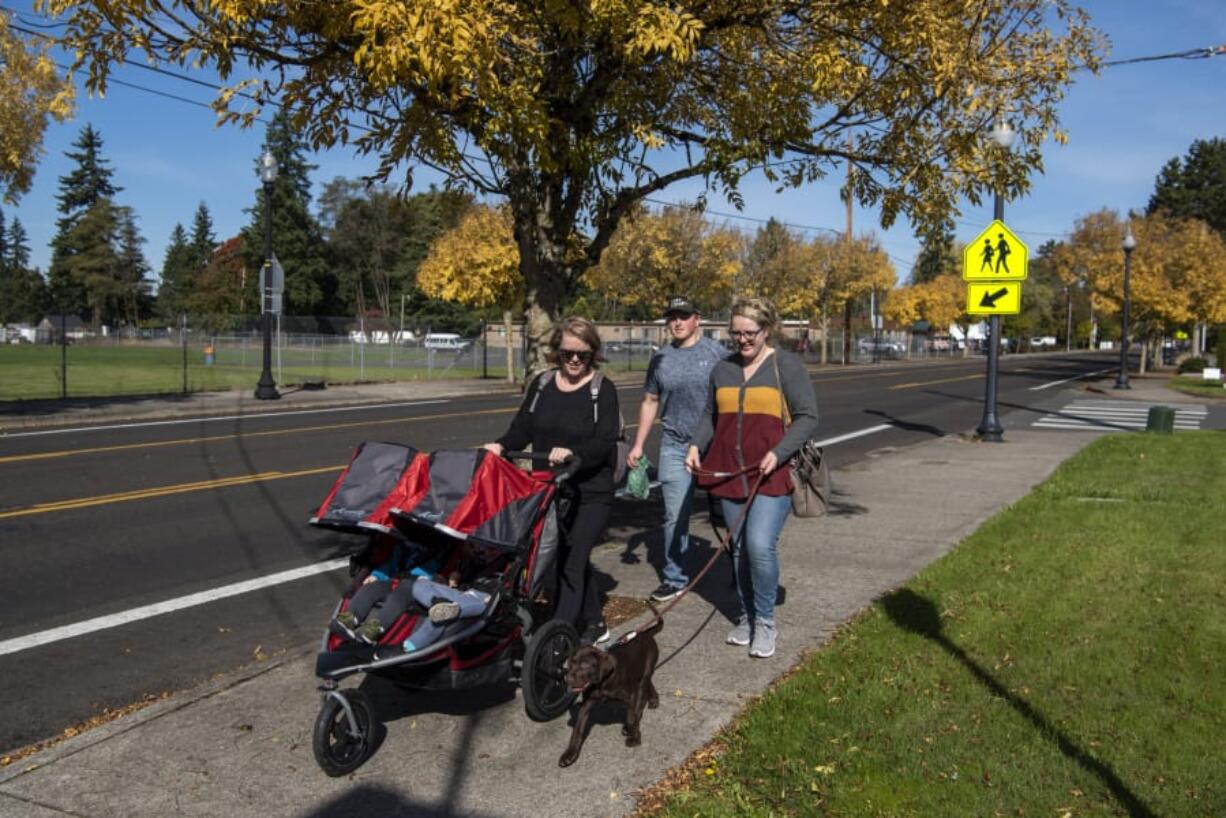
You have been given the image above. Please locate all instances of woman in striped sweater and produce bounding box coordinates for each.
[685,297,818,659]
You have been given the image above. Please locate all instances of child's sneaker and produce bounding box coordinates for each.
[429,601,462,624]
[356,619,384,645]
[336,611,358,628]
[330,611,359,640]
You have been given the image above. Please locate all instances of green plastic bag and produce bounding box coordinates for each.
[625,457,652,500]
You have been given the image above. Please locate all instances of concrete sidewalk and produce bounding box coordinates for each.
[0,423,1103,818]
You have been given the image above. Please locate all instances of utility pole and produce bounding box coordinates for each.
[843,130,853,365]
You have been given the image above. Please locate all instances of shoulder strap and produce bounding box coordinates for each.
[588,370,603,425]
[770,352,792,428]
[527,370,555,414]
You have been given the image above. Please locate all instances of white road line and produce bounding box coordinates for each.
[0,400,450,438]
[1029,367,1117,391]
[0,559,349,658]
[813,423,895,447]
[0,422,898,658]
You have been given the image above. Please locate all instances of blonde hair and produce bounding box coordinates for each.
[729,296,778,341]
[548,316,604,367]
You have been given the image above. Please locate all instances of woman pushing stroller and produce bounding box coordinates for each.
[483,316,621,646]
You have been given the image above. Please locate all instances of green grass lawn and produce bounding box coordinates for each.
[0,343,659,400]
[1166,377,1226,400]
[0,344,523,400]
[646,433,1226,817]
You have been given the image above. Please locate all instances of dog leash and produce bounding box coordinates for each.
[610,464,766,647]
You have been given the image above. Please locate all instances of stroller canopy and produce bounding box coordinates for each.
[309,441,425,535]
[391,449,554,551]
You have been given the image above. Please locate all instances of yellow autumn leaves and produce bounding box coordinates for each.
[419,203,897,320]
[0,9,74,203]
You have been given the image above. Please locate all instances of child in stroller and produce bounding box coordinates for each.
[333,537,500,653]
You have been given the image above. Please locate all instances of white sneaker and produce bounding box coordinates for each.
[749,621,776,658]
[726,616,751,646]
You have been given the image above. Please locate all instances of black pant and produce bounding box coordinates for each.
[554,495,611,628]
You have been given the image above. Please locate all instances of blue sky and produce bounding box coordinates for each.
[5,1,1225,291]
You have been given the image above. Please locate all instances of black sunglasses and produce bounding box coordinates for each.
[560,348,593,363]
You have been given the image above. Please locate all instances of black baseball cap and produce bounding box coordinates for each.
[664,296,697,316]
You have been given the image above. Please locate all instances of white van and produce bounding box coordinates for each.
[423,332,470,351]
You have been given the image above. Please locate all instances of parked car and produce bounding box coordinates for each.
[605,338,660,354]
[1030,336,1058,349]
[423,332,471,351]
[856,337,904,358]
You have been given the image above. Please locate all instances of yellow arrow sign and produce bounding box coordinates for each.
[967,282,1022,315]
[963,219,1028,281]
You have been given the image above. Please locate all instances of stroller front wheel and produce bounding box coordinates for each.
[312,689,376,777]
[522,619,579,722]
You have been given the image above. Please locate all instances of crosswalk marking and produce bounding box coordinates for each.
[1031,400,1208,433]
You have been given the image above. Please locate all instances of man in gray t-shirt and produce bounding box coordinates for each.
[627,296,728,601]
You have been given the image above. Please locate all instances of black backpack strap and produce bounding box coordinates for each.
[527,370,555,414]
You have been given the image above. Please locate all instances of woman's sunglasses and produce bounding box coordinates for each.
[560,348,594,363]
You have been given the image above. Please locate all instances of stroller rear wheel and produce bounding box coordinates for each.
[312,689,376,777]
[522,619,579,722]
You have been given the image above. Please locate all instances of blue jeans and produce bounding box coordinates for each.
[658,438,696,589]
[719,494,791,624]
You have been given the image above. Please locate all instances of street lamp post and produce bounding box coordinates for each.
[1065,285,1072,351]
[254,150,280,400]
[975,119,1015,443]
[1114,228,1136,389]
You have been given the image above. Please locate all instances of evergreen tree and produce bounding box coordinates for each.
[1147,137,1226,238]
[117,207,153,327]
[910,218,957,284]
[58,198,124,329]
[190,202,216,269]
[158,223,195,320]
[48,124,122,317]
[241,109,331,314]
[53,124,121,231]
[0,205,8,276]
[1,218,45,324]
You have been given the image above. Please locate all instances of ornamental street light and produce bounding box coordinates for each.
[254,150,280,400]
[1114,228,1137,390]
[975,118,1015,443]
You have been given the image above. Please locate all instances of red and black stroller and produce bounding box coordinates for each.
[306,442,583,776]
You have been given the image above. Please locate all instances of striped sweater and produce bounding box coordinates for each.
[690,348,819,498]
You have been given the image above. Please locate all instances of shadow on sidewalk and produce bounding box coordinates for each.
[882,588,1157,818]
[295,783,503,818]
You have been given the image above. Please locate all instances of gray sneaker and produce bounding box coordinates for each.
[726,616,751,646]
[749,620,776,658]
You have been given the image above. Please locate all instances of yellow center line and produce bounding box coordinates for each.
[0,406,518,466]
[889,373,984,390]
[0,465,344,520]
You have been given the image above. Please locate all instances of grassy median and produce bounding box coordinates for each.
[645,432,1226,817]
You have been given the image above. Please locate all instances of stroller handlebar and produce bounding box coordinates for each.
[499,450,583,483]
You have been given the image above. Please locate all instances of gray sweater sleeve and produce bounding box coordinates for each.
[772,350,818,463]
[687,368,718,454]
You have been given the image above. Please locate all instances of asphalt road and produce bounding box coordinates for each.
[0,351,1136,752]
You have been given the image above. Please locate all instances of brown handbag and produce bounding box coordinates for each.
[772,354,831,517]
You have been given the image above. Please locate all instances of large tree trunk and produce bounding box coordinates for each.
[513,216,571,382]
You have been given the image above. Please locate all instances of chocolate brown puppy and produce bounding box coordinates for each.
[559,613,662,767]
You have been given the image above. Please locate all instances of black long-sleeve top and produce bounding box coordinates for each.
[496,372,620,497]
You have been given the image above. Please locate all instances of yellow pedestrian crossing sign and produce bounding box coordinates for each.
[967,282,1022,315]
[963,220,1028,281]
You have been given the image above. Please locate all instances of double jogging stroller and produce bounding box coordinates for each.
[307,442,584,776]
